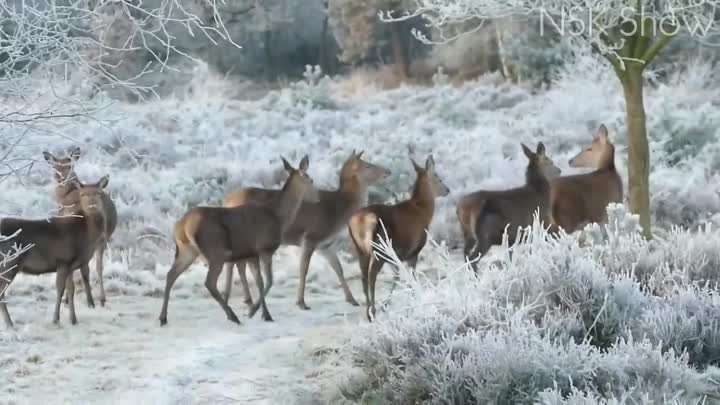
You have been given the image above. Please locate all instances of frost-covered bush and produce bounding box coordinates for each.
[3,53,720,267]
[305,207,720,403]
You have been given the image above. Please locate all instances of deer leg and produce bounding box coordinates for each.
[54,265,70,324]
[318,246,358,306]
[0,267,20,328]
[159,249,197,326]
[222,262,235,304]
[367,257,385,322]
[236,260,253,307]
[257,256,273,322]
[205,260,240,325]
[95,241,107,307]
[80,263,95,309]
[296,239,317,310]
[358,253,370,309]
[247,257,266,319]
[249,253,273,321]
[62,275,73,307]
[66,272,77,325]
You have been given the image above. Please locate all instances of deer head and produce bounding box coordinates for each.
[281,155,320,202]
[411,154,450,197]
[522,142,561,180]
[568,124,614,169]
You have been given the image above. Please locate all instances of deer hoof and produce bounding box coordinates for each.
[243,299,254,307]
[87,301,95,309]
[100,299,106,307]
[159,317,167,327]
[296,301,311,310]
[227,313,241,324]
[262,314,274,322]
[347,297,360,307]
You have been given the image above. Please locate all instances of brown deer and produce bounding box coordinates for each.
[0,176,111,327]
[348,155,450,321]
[158,156,319,326]
[43,147,118,307]
[549,124,623,234]
[456,142,561,270]
[221,150,391,310]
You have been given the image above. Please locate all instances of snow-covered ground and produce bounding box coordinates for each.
[1,53,720,403]
[2,245,456,404]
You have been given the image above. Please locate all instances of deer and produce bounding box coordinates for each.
[43,147,118,307]
[348,155,450,321]
[158,156,320,326]
[221,150,391,311]
[456,142,562,271]
[548,124,623,234]
[0,176,111,327]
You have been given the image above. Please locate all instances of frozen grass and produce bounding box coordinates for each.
[303,207,720,404]
[1,52,720,402]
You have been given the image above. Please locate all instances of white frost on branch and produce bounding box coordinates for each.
[380,0,720,68]
[0,0,242,110]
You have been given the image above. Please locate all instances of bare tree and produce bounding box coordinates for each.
[383,0,720,238]
[0,0,241,307]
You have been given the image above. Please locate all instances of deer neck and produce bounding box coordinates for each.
[273,182,306,233]
[337,174,369,207]
[55,171,79,201]
[409,176,435,225]
[525,164,549,191]
[83,210,107,243]
[597,145,616,171]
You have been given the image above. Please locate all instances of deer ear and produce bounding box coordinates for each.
[425,155,435,172]
[281,156,294,172]
[299,155,310,171]
[356,150,364,159]
[42,151,55,162]
[595,124,609,143]
[69,146,81,160]
[410,157,422,172]
[536,142,546,156]
[97,175,109,189]
[521,143,534,159]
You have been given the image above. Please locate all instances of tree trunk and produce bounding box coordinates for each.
[264,30,273,80]
[620,66,652,238]
[319,14,330,74]
[389,22,410,78]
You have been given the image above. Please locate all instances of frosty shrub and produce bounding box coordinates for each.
[310,206,720,403]
[288,65,340,110]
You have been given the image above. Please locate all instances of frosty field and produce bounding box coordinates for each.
[2,53,720,404]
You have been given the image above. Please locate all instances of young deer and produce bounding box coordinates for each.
[348,155,450,321]
[0,176,111,327]
[158,156,319,326]
[457,142,561,270]
[549,124,623,234]
[221,150,390,310]
[43,147,118,307]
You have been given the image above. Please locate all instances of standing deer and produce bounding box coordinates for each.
[0,176,111,327]
[348,155,450,321]
[549,124,623,234]
[456,142,561,270]
[43,147,118,307]
[158,156,319,326]
[221,150,391,310]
